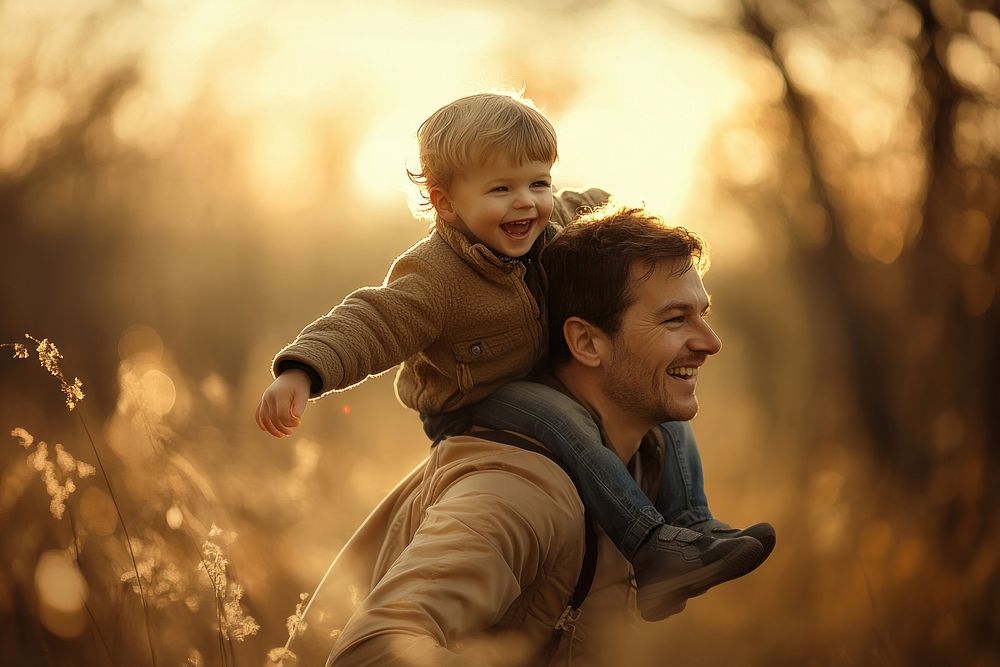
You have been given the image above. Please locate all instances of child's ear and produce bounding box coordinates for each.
[563,317,607,368]
[429,187,458,223]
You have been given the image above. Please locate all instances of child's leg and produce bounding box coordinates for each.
[657,421,777,557]
[654,421,713,527]
[467,381,664,559]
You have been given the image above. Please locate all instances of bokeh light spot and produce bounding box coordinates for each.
[962,268,995,317]
[200,373,230,408]
[866,219,905,264]
[118,324,164,362]
[968,11,1000,54]
[34,551,87,638]
[946,35,1000,95]
[166,503,184,529]
[948,210,991,266]
[140,368,177,416]
[780,31,833,95]
[79,486,117,536]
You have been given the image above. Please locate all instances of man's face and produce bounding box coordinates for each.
[438,156,553,258]
[601,259,722,426]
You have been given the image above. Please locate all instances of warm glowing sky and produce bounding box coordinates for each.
[95,0,752,224]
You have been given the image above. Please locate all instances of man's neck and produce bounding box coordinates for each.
[552,366,652,464]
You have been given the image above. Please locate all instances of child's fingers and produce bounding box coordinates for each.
[272,410,293,436]
[255,401,265,431]
[256,400,280,436]
[263,397,293,438]
[278,405,299,430]
[260,410,280,437]
[290,393,308,422]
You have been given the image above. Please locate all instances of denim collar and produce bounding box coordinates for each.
[537,373,664,497]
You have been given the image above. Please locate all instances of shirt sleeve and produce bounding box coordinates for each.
[272,251,448,397]
[327,468,583,667]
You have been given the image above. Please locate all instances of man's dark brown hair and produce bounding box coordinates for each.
[542,201,707,364]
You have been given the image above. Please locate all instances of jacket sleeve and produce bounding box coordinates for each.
[327,469,583,667]
[272,251,448,397]
[548,187,612,231]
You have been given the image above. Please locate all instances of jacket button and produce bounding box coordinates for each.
[470,344,483,356]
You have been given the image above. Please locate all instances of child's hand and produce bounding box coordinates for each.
[256,369,311,438]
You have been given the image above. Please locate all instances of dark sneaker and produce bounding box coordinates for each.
[632,525,765,621]
[689,518,776,561]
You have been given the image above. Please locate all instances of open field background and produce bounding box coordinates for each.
[2,0,998,665]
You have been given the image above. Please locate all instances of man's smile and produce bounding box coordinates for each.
[665,366,699,385]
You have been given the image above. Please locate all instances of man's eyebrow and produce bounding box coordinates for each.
[654,296,713,317]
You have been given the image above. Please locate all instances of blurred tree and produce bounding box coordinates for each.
[1,56,142,411]
[0,7,275,412]
[738,0,998,477]
[702,0,999,662]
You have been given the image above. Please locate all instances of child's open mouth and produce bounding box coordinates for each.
[501,219,534,239]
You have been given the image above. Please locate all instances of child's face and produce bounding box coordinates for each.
[434,157,553,258]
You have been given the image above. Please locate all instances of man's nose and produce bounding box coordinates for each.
[694,321,723,355]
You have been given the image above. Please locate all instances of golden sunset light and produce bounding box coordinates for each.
[2,0,998,665]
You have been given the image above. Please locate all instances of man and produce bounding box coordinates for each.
[319,203,774,666]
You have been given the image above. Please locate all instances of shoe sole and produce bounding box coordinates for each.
[637,538,765,621]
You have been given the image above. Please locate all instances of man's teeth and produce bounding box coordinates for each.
[666,367,698,377]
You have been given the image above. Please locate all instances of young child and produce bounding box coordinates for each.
[255,92,774,620]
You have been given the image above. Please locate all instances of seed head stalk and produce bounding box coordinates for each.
[5,335,157,667]
[74,409,158,667]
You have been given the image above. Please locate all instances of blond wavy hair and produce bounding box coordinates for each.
[408,92,558,218]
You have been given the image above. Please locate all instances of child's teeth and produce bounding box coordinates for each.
[503,221,530,233]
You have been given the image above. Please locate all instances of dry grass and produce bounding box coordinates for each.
[2,334,318,666]
[3,329,998,666]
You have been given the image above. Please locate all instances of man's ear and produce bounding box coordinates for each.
[563,317,608,368]
[429,187,457,223]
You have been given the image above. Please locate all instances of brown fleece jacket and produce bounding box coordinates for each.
[271,187,610,416]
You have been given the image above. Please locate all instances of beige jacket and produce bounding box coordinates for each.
[272,187,610,416]
[314,431,656,667]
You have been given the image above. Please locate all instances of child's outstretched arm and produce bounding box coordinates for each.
[275,253,448,392]
[256,250,448,437]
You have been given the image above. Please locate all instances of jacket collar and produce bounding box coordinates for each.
[433,217,548,272]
